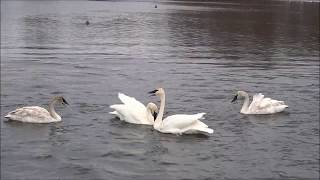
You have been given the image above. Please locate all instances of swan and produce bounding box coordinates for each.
[109,93,158,125]
[148,88,214,135]
[5,96,69,123]
[231,91,288,114]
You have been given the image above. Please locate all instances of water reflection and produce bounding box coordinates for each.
[22,16,62,46]
[165,0,319,70]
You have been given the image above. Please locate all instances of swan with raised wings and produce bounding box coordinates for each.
[231,91,288,114]
[5,96,69,123]
[148,88,213,135]
[109,93,158,125]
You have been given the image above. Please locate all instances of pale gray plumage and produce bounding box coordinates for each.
[5,96,68,123]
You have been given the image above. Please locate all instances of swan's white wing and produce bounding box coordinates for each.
[248,93,264,111]
[109,104,139,124]
[109,93,151,124]
[5,106,52,123]
[256,98,284,109]
[118,93,150,123]
[162,113,206,130]
[118,93,146,112]
[248,93,288,114]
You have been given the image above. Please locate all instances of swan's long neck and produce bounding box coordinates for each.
[154,93,165,130]
[48,99,61,120]
[146,107,154,123]
[240,92,250,113]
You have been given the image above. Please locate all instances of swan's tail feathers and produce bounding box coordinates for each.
[204,128,214,134]
[109,105,122,115]
[281,104,289,109]
[110,104,122,109]
[197,127,214,135]
[195,113,206,120]
[4,110,16,119]
[109,111,122,120]
[4,111,19,121]
[109,111,118,115]
[273,105,288,113]
[189,120,212,134]
[197,120,209,128]
[109,105,125,120]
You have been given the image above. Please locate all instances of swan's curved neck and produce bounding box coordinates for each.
[146,107,154,123]
[154,93,165,130]
[48,99,60,120]
[240,92,250,113]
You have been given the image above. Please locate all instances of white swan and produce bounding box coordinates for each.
[231,91,288,114]
[5,96,69,123]
[148,88,214,135]
[109,93,158,125]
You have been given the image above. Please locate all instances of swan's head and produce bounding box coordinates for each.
[146,102,158,119]
[53,96,69,105]
[148,88,164,97]
[231,91,247,102]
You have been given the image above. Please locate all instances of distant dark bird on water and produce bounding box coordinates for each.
[155,4,157,8]
[86,20,90,26]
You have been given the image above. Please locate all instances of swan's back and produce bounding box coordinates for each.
[5,106,57,123]
[248,93,288,114]
[162,113,206,129]
[160,113,213,135]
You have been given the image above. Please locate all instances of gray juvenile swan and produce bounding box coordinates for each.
[5,96,69,123]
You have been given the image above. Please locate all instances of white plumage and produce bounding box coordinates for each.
[157,113,214,135]
[109,93,158,125]
[232,91,288,114]
[149,88,214,135]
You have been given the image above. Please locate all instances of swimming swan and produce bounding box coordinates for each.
[5,96,69,123]
[231,91,288,114]
[109,93,158,125]
[148,88,214,135]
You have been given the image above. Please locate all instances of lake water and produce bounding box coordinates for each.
[1,0,319,179]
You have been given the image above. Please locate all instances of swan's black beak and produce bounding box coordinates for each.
[148,90,158,96]
[153,111,158,119]
[62,98,69,105]
[231,95,238,103]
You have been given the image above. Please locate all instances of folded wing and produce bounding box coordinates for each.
[249,93,288,113]
[162,113,206,129]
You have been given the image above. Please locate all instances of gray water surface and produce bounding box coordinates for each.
[1,0,319,179]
